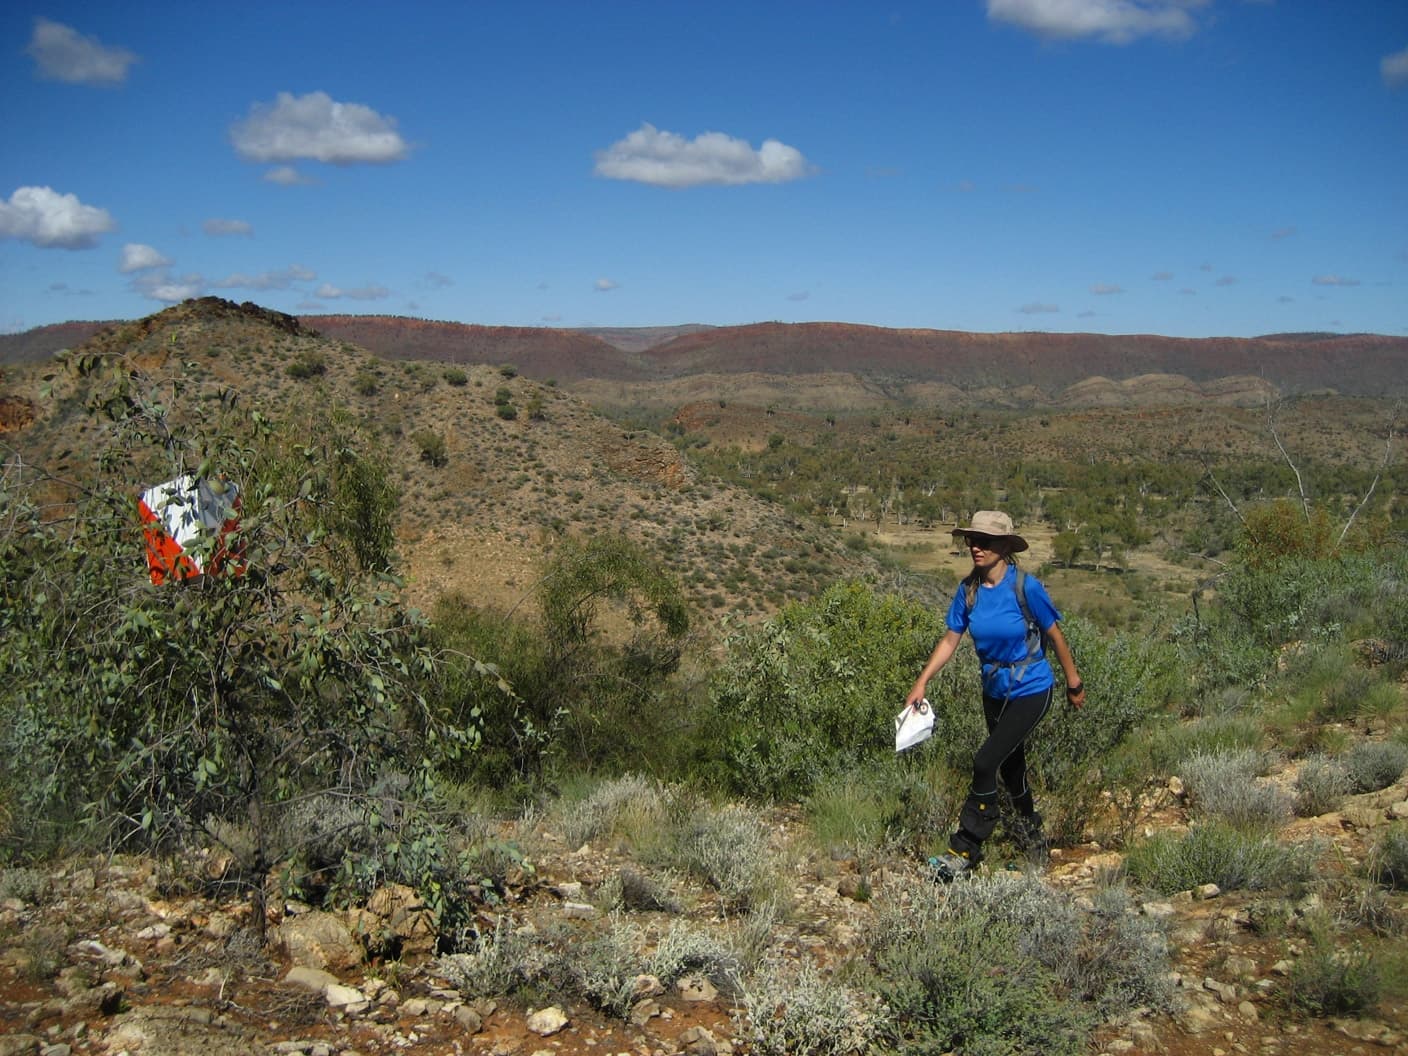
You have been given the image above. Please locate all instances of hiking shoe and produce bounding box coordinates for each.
[1009,813,1050,862]
[927,852,976,883]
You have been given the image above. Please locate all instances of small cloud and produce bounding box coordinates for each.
[0,185,115,249]
[594,278,619,292]
[594,123,813,188]
[27,17,138,85]
[1312,274,1361,287]
[231,91,410,165]
[1077,310,1097,318]
[1179,288,1197,295]
[1199,262,1214,272]
[787,290,811,302]
[1090,283,1124,295]
[204,218,253,237]
[1382,45,1408,87]
[1270,226,1297,240]
[542,312,563,323]
[213,265,316,291]
[1215,275,1238,287]
[263,166,316,186]
[1277,295,1295,304]
[131,270,205,303]
[1151,271,1173,281]
[119,243,170,273]
[1018,302,1060,314]
[422,271,454,289]
[956,179,976,192]
[315,282,390,300]
[986,0,1200,45]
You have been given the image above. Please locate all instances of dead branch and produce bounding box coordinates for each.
[1197,455,1249,531]
[1265,398,1311,521]
[1336,419,1396,549]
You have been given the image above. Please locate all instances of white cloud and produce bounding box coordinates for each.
[214,265,316,291]
[0,185,115,249]
[594,278,620,292]
[1270,226,1297,240]
[1151,271,1173,280]
[131,271,205,303]
[594,123,813,188]
[1215,275,1237,286]
[204,218,253,237]
[316,282,390,300]
[119,243,170,273]
[27,17,138,85]
[263,166,316,186]
[1383,46,1408,87]
[1090,283,1124,295]
[230,91,410,165]
[787,291,811,302]
[1312,274,1360,287]
[542,312,563,322]
[987,0,1203,45]
[1019,302,1061,313]
[422,271,454,289]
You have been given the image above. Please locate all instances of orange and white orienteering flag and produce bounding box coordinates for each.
[137,474,244,584]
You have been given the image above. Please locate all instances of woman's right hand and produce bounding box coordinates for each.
[906,682,928,710]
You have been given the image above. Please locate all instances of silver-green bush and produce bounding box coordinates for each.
[862,873,1172,1055]
[1180,748,1291,830]
[1343,740,1408,795]
[1293,755,1352,818]
[1124,821,1317,895]
[741,955,890,1056]
[660,802,785,912]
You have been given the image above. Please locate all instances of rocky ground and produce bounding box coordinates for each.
[2,770,1406,1056]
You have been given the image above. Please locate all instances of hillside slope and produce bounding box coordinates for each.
[1,298,875,620]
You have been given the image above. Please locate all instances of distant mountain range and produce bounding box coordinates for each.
[5,307,1406,405]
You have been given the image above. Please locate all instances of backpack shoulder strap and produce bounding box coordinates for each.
[1014,568,1045,657]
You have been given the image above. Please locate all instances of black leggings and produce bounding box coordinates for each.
[950,685,1054,859]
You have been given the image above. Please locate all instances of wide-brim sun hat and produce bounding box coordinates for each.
[952,510,1029,553]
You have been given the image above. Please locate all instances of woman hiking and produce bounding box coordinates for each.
[905,510,1085,881]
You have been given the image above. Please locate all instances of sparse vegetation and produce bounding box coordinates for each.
[3,298,1407,1050]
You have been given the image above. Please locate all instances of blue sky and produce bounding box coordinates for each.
[2,1,1406,339]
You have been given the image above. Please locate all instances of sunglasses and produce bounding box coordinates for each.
[965,533,1000,549]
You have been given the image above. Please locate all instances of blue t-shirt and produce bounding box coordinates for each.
[945,565,1061,699]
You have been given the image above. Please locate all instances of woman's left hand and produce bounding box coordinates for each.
[1065,680,1086,709]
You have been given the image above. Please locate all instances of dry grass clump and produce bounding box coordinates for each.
[557,773,670,849]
